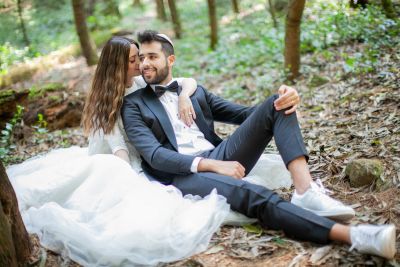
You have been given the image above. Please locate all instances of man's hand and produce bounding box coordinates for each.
[274,85,300,115]
[197,159,245,179]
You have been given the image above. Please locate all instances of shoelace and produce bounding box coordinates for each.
[349,227,372,252]
[312,178,333,195]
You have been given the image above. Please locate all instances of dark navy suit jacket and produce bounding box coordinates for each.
[121,84,255,183]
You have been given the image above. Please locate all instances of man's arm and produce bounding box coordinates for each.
[122,95,196,175]
[200,86,256,124]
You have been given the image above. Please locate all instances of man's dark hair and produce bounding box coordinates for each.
[137,30,174,57]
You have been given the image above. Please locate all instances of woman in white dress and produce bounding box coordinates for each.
[7,37,233,266]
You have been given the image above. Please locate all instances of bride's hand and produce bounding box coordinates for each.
[178,94,196,127]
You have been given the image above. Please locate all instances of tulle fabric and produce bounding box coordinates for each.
[7,147,230,266]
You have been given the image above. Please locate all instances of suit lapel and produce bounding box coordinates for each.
[191,98,222,146]
[142,85,178,151]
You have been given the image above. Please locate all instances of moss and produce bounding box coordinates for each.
[28,83,65,99]
[346,159,383,187]
[308,75,329,88]
[42,82,65,92]
[0,90,15,105]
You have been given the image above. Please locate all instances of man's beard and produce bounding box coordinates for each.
[142,63,169,85]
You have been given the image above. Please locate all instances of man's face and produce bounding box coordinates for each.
[139,41,174,85]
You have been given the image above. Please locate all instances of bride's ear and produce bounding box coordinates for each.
[167,55,175,67]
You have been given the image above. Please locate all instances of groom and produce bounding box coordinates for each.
[122,31,354,243]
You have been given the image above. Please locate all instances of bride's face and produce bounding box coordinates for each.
[126,44,140,88]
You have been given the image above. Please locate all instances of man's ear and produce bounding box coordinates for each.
[167,55,175,67]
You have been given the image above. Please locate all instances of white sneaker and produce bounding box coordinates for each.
[350,224,396,259]
[291,180,355,221]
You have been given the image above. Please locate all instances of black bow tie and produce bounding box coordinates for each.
[154,81,179,98]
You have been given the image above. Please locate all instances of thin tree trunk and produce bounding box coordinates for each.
[72,0,98,66]
[267,0,278,28]
[0,161,31,266]
[133,0,142,7]
[231,0,239,13]
[16,0,29,46]
[155,0,167,21]
[381,0,396,19]
[207,0,218,50]
[86,0,97,16]
[167,0,182,38]
[284,0,306,81]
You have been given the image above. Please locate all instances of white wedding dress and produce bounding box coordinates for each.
[7,77,292,266]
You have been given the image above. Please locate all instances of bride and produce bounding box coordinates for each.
[7,36,293,266]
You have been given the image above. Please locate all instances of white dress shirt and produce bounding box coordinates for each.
[151,79,215,172]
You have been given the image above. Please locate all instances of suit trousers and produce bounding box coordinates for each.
[172,95,335,244]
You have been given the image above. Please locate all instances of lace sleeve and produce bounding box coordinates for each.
[104,118,129,154]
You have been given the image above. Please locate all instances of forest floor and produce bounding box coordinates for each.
[7,39,398,267]
[2,3,399,266]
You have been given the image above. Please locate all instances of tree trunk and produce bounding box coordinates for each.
[231,0,239,13]
[16,0,30,46]
[133,0,142,7]
[0,161,31,266]
[86,0,97,16]
[71,0,98,66]
[207,0,218,50]
[267,0,278,28]
[155,0,167,21]
[167,0,182,38]
[284,0,305,81]
[381,0,396,19]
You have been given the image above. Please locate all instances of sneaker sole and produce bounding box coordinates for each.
[381,224,396,259]
[303,208,355,222]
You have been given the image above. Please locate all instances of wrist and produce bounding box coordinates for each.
[198,158,217,172]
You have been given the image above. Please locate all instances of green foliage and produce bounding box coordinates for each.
[28,83,65,99]
[87,1,120,31]
[301,1,399,51]
[0,105,24,159]
[33,113,48,135]
[0,43,40,74]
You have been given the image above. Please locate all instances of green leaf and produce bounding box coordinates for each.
[242,224,263,236]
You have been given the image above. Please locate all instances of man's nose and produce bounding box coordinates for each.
[141,57,150,67]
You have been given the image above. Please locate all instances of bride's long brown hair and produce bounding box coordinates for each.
[82,37,139,135]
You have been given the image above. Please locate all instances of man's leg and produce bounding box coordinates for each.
[172,172,396,259]
[207,95,354,220]
[172,172,334,244]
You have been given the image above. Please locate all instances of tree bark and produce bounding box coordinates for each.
[86,0,97,16]
[231,0,239,13]
[71,0,98,66]
[155,0,167,21]
[167,0,182,38]
[381,0,396,19]
[16,0,30,46]
[207,0,218,50]
[0,161,31,266]
[284,0,306,81]
[133,0,142,7]
[267,0,278,28]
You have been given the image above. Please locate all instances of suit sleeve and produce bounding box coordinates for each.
[201,86,257,124]
[122,96,196,175]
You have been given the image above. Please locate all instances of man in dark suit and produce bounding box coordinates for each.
[121,30,396,259]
